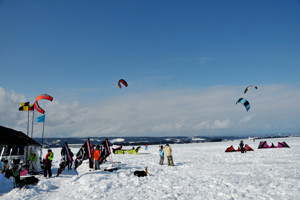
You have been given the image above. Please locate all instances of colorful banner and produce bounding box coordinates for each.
[19,102,34,111]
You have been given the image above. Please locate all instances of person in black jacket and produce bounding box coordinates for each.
[239,140,245,153]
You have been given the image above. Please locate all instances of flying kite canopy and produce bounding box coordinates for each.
[118,79,128,88]
[236,98,250,112]
[244,85,258,94]
[34,94,53,114]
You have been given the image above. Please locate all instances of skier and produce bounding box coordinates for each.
[94,145,100,170]
[44,149,54,178]
[159,145,164,165]
[164,144,174,166]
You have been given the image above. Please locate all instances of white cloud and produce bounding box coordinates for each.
[211,119,231,129]
[193,121,210,130]
[0,88,27,129]
[1,84,300,137]
[239,115,256,124]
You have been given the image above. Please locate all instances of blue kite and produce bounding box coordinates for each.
[236,98,250,112]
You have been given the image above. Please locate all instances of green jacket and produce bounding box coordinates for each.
[30,153,37,161]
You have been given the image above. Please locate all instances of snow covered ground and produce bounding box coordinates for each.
[1,137,299,200]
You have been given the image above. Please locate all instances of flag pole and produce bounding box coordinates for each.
[31,110,35,138]
[41,115,45,148]
[39,115,46,162]
[26,108,30,167]
[27,109,30,136]
[30,109,35,170]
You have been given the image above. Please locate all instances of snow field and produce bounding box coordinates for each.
[1,137,299,200]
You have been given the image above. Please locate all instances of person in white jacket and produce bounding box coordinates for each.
[164,144,174,166]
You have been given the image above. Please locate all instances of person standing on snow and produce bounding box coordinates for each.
[94,145,101,170]
[239,140,245,153]
[164,144,174,166]
[61,146,66,157]
[44,149,54,178]
[159,145,164,165]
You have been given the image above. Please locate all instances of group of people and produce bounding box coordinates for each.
[46,143,174,176]
[158,143,174,166]
[44,146,75,178]
[44,144,103,178]
[7,142,172,184]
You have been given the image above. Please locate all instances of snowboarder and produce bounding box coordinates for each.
[164,144,174,166]
[94,145,100,170]
[44,149,54,178]
[159,145,164,165]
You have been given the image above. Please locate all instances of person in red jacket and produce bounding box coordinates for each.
[44,149,54,178]
[94,145,101,170]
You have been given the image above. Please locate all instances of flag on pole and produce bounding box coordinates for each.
[74,139,93,170]
[19,102,34,111]
[29,104,34,111]
[37,115,45,123]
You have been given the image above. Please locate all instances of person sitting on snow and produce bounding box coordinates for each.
[9,158,21,188]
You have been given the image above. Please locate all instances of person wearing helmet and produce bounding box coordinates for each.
[44,149,54,178]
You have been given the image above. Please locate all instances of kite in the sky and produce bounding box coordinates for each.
[244,85,258,94]
[34,94,53,114]
[118,79,128,88]
[236,98,250,112]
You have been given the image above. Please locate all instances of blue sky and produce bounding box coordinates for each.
[1,0,300,138]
